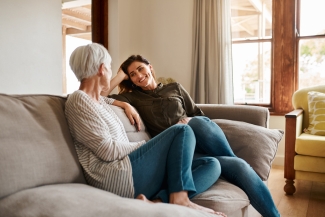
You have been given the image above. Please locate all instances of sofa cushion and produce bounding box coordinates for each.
[0,94,85,199]
[294,155,325,174]
[296,133,325,157]
[109,105,151,142]
[0,183,218,217]
[192,179,249,215]
[213,119,284,181]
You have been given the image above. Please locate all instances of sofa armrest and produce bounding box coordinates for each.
[197,104,269,128]
[284,109,303,194]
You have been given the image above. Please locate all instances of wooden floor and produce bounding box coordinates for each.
[268,165,325,217]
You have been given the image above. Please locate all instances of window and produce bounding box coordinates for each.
[62,1,92,94]
[231,0,324,114]
[298,0,325,89]
[231,0,272,105]
[61,0,108,95]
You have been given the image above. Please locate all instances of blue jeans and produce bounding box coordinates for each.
[188,116,280,217]
[129,124,221,203]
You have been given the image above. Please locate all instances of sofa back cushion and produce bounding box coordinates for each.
[0,94,85,199]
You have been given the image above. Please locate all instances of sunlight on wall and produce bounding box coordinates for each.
[65,36,91,94]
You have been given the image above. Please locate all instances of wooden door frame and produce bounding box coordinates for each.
[91,0,109,49]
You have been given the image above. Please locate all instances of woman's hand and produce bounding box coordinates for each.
[177,117,192,125]
[123,103,142,131]
[102,68,129,96]
[113,100,141,131]
[117,67,129,80]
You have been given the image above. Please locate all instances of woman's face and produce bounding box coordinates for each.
[127,61,156,90]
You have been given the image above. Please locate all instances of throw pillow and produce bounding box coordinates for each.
[109,105,151,142]
[213,119,284,181]
[305,91,325,136]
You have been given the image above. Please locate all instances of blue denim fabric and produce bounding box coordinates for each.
[188,116,280,217]
[154,156,221,202]
[129,124,221,203]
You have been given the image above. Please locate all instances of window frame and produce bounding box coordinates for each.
[91,0,109,50]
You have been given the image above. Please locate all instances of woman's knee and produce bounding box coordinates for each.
[206,157,221,170]
[197,157,221,179]
[217,156,251,174]
[170,124,194,136]
[189,116,210,125]
[189,116,222,133]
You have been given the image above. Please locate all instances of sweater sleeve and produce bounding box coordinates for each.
[178,83,205,116]
[66,93,144,162]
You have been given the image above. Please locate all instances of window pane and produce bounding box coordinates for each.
[231,0,272,40]
[233,42,271,104]
[300,0,325,36]
[299,38,325,89]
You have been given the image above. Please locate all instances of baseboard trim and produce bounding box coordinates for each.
[272,155,284,166]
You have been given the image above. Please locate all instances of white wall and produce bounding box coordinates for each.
[0,0,62,95]
[269,116,285,166]
[108,0,194,92]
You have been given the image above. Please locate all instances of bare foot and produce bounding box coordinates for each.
[136,194,162,204]
[215,212,227,217]
[136,194,154,204]
[169,192,227,216]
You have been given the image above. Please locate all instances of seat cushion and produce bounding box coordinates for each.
[0,183,219,217]
[192,179,249,215]
[294,155,325,173]
[295,170,325,182]
[296,133,325,157]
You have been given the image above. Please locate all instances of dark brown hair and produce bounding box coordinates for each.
[118,55,157,93]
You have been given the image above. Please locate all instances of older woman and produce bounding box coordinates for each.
[64,44,225,216]
[105,55,281,217]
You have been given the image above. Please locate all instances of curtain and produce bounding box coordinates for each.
[191,0,233,104]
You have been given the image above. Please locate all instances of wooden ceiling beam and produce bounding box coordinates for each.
[62,17,88,31]
[62,8,91,22]
[248,0,272,23]
[66,26,91,35]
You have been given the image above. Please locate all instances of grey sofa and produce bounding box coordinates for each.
[0,94,283,217]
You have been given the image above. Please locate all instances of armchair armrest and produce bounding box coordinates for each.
[284,109,303,195]
[197,104,269,128]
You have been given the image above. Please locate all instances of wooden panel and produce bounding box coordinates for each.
[272,0,297,114]
[91,0,108,49]
[284,112,299,180]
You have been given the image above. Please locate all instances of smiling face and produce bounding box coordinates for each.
[127,61,157,90]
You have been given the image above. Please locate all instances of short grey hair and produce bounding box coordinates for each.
[69,43,112,81]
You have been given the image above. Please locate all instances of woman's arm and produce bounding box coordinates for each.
[178,83,204,116]
[66,96,144,162]
[101,68,128,96]
[112,100,142,131]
